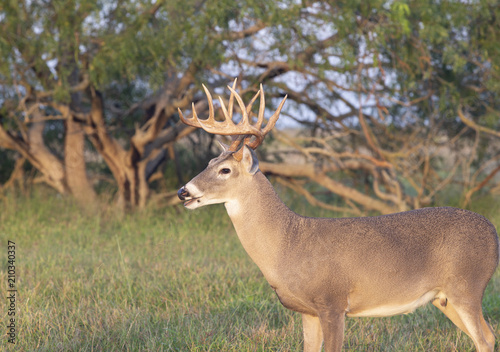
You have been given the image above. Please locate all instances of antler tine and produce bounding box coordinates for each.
[178,81,287,160]
[228,78,237,119]
[264,94,287,134]
[227,86,250,126]
[201,84,216,124]
[177,84,217,128]
[178,103,201,128]
[244,89,261,125]
[227,82,256,154]
[217,96,235,127]
[246,94,288,149]
[256,84,265,129]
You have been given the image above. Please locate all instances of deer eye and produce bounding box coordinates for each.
[219,168,231,175]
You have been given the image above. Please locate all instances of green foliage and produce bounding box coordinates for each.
[390,1,411,37]
[391,0,500,126]
[89,0,278,89]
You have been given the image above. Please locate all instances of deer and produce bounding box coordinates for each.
[176,80,499,352]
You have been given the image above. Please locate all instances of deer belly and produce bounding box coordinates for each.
[271,286,317,315]
[346,290,439,317]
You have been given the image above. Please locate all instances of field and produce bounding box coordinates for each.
[0,192,499,351]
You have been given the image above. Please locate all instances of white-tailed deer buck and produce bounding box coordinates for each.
[177,80,499,352]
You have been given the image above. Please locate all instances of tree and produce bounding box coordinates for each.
[0,0,238,207]
[1,0,499,212]
[217,0,500,213]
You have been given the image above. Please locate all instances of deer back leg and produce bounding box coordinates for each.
[449,299,495,352]
[432,295,471,337]
[479,315,496,349]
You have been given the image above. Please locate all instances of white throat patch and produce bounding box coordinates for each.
[225,200,241,217]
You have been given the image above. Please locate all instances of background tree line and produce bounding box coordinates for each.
[1,0,499,213]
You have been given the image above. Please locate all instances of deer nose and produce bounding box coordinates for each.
[178,186,190,200]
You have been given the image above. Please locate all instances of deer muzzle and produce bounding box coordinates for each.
[177,186,190,201]
[178,185,201,208]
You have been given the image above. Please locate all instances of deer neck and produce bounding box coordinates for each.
[224,171,298,284]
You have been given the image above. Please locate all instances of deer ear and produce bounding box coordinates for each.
[241,145,259,175]
[217,139,230,152]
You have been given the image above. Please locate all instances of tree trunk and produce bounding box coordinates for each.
[0,111,66,196]
[86,89,142,210]
[64,115,96,204]
[26,117,69,194]
[86,79,198,210]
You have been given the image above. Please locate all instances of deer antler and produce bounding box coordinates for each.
[178,79,287,160]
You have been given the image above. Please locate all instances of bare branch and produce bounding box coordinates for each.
[457,105,500,138]
[275,176,362,216]
[260,161,399,214]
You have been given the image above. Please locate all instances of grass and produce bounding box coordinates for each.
[0,192,499,351]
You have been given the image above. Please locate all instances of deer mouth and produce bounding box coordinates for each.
[183,197,200,207]
[178,185,202,208]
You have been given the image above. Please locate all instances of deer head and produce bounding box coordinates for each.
[177,80,287,210]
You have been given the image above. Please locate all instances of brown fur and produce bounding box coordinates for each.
[179,147,499,352]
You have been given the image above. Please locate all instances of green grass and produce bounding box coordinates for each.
[0,193,499,351]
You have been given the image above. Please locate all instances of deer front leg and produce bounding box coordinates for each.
[302,314,323,352]
[319,310,346,352]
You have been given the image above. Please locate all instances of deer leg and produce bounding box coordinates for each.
[302,314,323,352]
[432,297,471,337]
[318,311,345,352]
[479,315,496,349]
[448,300,495,352]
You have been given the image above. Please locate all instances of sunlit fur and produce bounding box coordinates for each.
[179,146,499,352]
